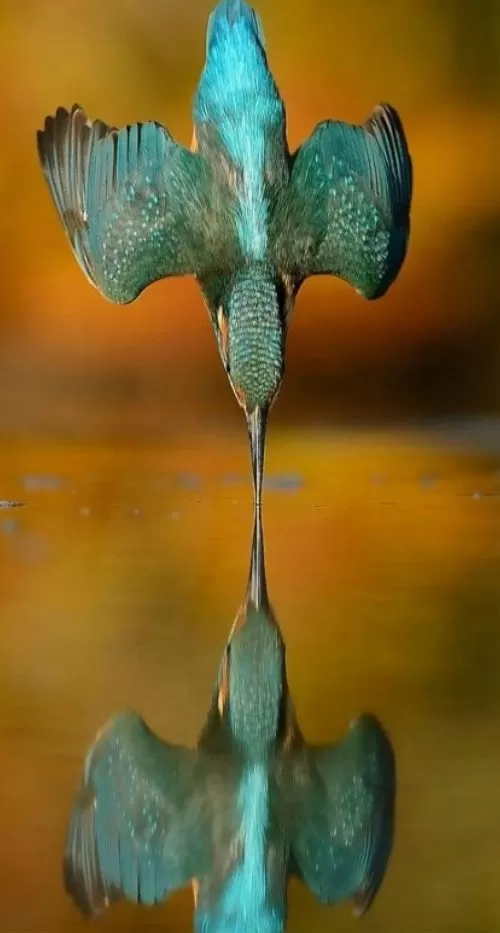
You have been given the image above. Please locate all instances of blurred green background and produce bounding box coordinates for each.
[1,2,500,932]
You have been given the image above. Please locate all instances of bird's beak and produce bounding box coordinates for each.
[248,503,268,610]
[246,406,267,508]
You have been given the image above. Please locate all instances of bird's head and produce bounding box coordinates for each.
[215,264,287,504]
[216,507,286,755]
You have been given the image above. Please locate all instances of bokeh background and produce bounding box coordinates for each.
[1,0,500,433]
[1,2,500,932]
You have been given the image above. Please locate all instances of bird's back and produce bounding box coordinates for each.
[194,758,287,933]
[194,0,288,262]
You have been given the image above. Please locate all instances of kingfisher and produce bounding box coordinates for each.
[63,508,396,929]
[36,1,412,506]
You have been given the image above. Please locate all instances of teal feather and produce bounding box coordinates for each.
[62,512,395,927]
[37,107,234,304]
[63,711,211,915]
[37,0,413,506]
[194,0,287,260]
[274,104,412,298]
[280,713,395,911]
[196,765,285,933]
[225,265,284,411]
[206,0,267,54]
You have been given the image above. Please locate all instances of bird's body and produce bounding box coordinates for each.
[63,511,396,928]
[37,0,413,506]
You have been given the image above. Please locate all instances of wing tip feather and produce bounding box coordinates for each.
[368,102,413,215]
[352,885,377,916]
[63,786,106,918]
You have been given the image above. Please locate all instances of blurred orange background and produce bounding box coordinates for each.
[1,5,500,933]
[1,0,499,436]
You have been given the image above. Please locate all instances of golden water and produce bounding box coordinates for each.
[1,426,499,932]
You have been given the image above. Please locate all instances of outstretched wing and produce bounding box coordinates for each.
[281,713,395,913]
[64,711,211,916]
[276,104,412,298]
[37,105,227,303]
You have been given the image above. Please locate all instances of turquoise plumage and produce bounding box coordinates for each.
[63,509,395,927]
[37,0,413,504]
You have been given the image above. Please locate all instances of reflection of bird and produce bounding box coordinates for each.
[36,0,413,506]
[64,509,396,927]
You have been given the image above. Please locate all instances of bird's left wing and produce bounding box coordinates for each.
[37,105,229,303]
[64,711,212,916]
[280,713,395,914]
[275,104,412,298]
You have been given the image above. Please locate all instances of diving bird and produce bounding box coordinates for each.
[63,509,396,928]
[36,0,412,506]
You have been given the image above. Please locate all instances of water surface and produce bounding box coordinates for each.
[1,426,499,932]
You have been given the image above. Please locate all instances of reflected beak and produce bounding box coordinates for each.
[246,406,267,508]
[248,504,268,610]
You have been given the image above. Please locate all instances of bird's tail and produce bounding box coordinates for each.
[195,0,280,135]
[206,0,266,53]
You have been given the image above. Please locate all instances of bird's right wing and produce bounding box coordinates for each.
[280,713,395,914]
[63,711,212,916]
[37,105,233,303]
[275,104,412,299]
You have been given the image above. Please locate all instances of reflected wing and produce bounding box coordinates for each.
[64,711,210,916]
[37,105,224,303]
[276,104,412,298]
[283,714,395,913]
